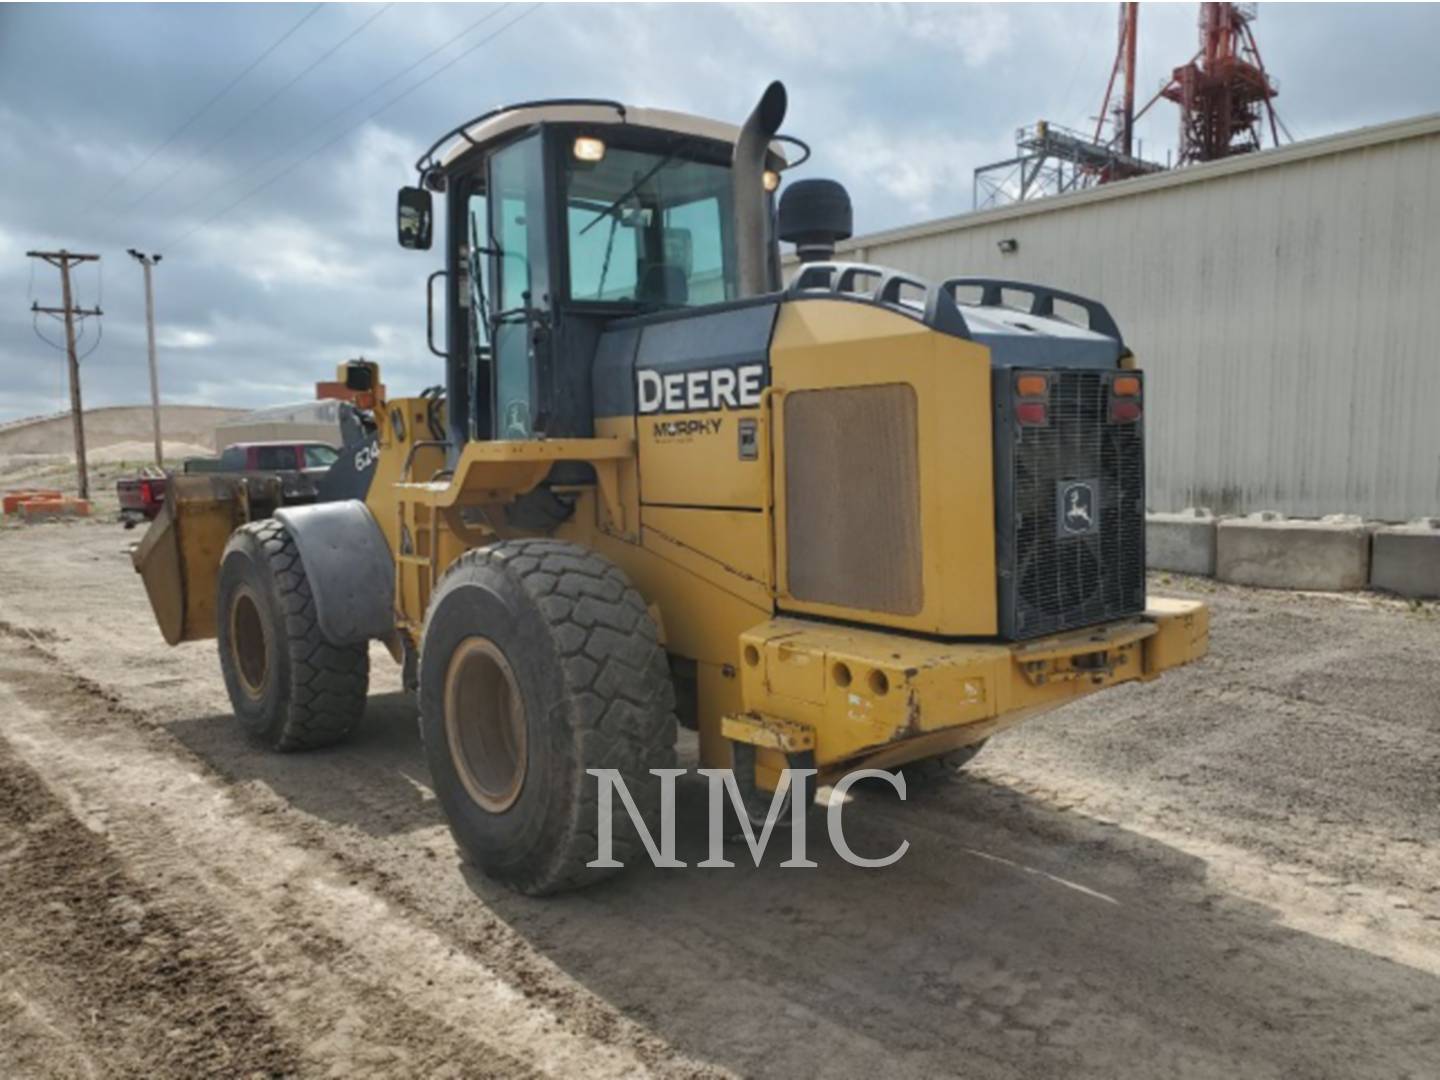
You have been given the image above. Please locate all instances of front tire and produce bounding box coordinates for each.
[216,519,369,750]
[419,540,677,896]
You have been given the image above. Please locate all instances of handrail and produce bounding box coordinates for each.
[785,260,971,340]
[415,98,627,179]
[786,261,1124,344]
[426,271,447,358]
[940,277,1123,343]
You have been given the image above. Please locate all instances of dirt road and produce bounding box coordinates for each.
[1,519,1436,1078]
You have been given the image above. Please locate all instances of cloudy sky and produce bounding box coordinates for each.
[2,2,1437,423]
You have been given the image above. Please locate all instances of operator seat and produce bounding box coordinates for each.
[638,264,688,306]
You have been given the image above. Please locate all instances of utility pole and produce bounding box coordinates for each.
[127,249,164,466]
[27,250,102,500]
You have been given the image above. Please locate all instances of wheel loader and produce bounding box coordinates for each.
[133,82,1208,895]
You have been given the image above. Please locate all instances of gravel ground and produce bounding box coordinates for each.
[0,517,1436,1078]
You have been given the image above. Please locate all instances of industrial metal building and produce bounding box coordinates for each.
[816,112,1440,522]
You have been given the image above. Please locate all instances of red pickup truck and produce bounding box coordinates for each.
[117,441,340,525]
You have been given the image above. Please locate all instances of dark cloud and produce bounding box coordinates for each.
[2,2,1436,422]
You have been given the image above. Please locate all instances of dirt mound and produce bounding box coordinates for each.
[88,441,215,464]
[0,406,247,456]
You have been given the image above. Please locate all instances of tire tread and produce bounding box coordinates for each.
[232,518,368,751]
[424,539,676,895]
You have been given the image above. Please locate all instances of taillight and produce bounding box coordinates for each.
[1108,372,1143,423]
[1109,399,1142,423]
[139,479,155,505]
[1014,371,1048,426]
[1016,401,1048,426]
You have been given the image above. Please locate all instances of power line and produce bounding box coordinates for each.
[124,4,394,211]
[167,4,516,232]
[1063,4,1112,131]
[168,3,542,251]
[76,318,104,362]
[95,4,324,206]
[32,311,66,352]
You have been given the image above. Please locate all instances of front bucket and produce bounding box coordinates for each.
[131,475,250,645]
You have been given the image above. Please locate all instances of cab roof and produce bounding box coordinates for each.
[419,98,791,175]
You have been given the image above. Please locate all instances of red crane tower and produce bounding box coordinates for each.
[971,2,1289,208]
[1145,2,1288,164]
[1096,3,1141,162]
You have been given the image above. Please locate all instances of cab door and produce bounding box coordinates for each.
[487,133,552,439]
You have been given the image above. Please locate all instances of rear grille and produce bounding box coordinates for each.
[994,369,1146,639]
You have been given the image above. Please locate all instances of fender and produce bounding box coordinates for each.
[273,500,394,646]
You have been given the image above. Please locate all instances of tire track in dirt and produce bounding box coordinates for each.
[0,736,301,1078]
[0,632,715,1078]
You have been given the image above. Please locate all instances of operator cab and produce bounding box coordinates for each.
[399,97,795,452]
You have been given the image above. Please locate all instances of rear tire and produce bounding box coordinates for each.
[216,519,369,750]
[419,540,677,896]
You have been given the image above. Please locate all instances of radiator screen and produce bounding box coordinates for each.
[784,384,923,615]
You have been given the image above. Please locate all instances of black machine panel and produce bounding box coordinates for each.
[592,298,780,420]
[993,368,1146,640]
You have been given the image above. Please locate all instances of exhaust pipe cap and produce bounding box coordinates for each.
[752,81,788,137]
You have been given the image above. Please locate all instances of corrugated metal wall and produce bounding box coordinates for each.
[817,115,1440,521]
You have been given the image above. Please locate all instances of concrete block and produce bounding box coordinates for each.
[1147,507,1217,576]
[3,488,61,514]
[1370,518,1440,599]
[1216,513,1372,591]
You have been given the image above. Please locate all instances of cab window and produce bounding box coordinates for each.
[304,445,338,468]
[564,144,736,307]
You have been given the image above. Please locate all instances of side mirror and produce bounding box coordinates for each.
[397,186,433,250]
[778,178,853,264]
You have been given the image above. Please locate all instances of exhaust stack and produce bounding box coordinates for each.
[732,81,787,298]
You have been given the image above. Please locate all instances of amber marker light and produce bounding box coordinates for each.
[1112,375,1141,397]
[1015,374,1048,398]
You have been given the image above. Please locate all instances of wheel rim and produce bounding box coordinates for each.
[443,637,527,813]
[229,586,269,698]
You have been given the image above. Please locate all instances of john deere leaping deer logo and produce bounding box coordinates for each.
[1058,480,1098,536]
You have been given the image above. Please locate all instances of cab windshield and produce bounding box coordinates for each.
[565,143,737,308]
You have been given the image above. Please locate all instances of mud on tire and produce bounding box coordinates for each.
[216,519,369,750]
[419,540,677,896]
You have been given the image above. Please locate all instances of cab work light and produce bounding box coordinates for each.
[572,136,606,162]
